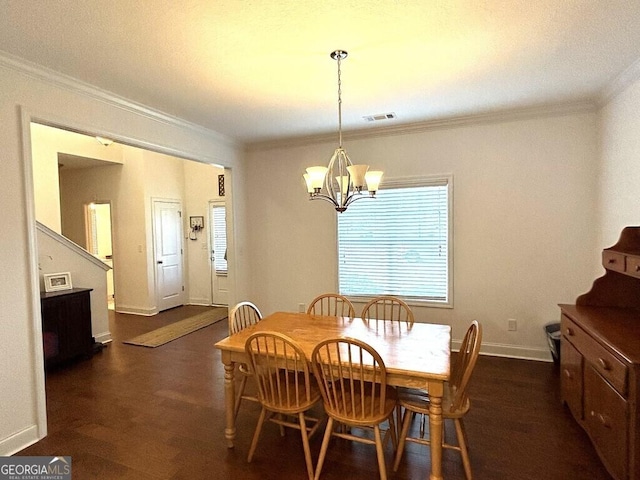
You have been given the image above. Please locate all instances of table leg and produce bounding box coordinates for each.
[223,359,236,448]
[428,385,444,480]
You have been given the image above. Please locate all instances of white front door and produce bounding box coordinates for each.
[209,200,228,306]
[153,199,185,311]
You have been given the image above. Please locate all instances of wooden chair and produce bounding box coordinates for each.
[306,293,356,317]
[228,301,262,419]
[361,295,414,328]
[311,337,398,480]
[361,295,414,433]
[392,321,483,480]
[244,332,323,480]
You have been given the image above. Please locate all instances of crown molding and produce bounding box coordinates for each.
[598,55,640,107]
[0,50,240,149]
[246,100,596,151]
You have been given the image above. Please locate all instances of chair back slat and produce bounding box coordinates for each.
[245,332,314,411]
[229,301,262,335]
[307,293,356,317]
[450,320,482,413]
[311,337,387,421]
[361,296,414,330]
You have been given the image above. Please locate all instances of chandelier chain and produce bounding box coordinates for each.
[337,53,343,148]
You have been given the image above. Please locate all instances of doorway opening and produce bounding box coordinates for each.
[86,201,115,309]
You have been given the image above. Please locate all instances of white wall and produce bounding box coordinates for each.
[598,73,640,248]
[245,111,600,358]
[183,161,225,305]
[0,57,243,455]
[31,123,125,234]
[59,152,154,314]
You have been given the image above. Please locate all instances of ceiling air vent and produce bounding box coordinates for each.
[363,112,397,122]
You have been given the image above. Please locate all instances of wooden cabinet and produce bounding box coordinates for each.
[40,288,93,369]
[560,227,640,480]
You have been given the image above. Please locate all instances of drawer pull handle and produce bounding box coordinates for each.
[636,265,640,272]
[608,258,616,264]
[565,327,574,336]
[598,358,610,370]
[563,369,572,379]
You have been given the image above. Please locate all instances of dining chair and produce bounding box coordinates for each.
[311,337,398,480]
[244,332,323,480]
[228,301,263,419]
[361,295,414,327]
[361,295,414,433]
[392,320,483,480]
[306,293,356,317]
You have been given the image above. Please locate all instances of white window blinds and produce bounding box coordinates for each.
[337,177,451,305]
[212,205,228,274]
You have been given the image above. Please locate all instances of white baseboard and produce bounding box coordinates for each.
[188,299,212,306]
[452,339,553,362]
[93,331,112,344]
[0,424,41,456]
[115,305,157,316]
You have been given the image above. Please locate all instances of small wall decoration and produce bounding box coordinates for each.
[43,272,73,292]
[189,216,204,240]
[218,174,225,197]
[189,216,204,231]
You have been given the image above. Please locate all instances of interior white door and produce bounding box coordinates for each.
[153,200,185,311]
[209,200,228,306]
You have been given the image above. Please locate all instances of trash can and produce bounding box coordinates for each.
[544,322,561,365]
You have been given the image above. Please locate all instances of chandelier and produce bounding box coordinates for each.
[303,50,383,213]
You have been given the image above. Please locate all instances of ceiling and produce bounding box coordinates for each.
[2,1,640,144]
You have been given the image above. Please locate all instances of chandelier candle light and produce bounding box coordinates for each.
[303,50,383,213]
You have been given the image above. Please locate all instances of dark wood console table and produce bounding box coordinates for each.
[560,227,640,480]
[40,287,93,369]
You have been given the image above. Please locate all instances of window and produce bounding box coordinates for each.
[337,175,452,307]
[211,204,228,274]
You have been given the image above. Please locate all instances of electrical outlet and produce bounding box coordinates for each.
[298,303,306,313]
[508,319,517,331]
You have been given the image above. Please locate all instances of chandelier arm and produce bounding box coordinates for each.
[343,191,368,208]
[309,193,339,208]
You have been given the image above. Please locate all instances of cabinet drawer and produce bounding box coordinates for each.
[584,365,628,480]
[602,250,626,273]
[626,254,640,279]
[562,315,628,396]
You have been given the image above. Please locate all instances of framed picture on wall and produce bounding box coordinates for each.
[43,272,73,292]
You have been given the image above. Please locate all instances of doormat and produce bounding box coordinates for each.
[123,308,228,347]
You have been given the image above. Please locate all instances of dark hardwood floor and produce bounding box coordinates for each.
[19,306,612,479]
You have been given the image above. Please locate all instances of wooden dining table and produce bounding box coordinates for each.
[214,311,451,480]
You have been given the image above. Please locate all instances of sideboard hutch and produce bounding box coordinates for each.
[40,287,93,369]
[560,227,640,480]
